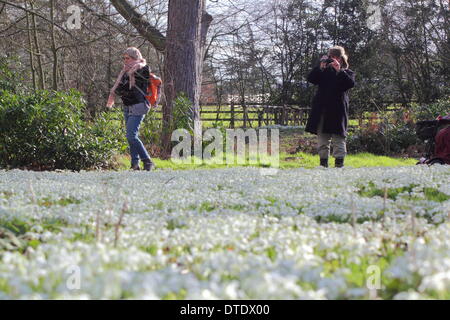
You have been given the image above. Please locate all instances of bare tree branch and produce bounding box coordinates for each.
[75,0,141,38]
[0,0,78,39]
[109,0,166,51]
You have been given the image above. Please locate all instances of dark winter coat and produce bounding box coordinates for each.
[114,65,150,106]
[305,66,355,137]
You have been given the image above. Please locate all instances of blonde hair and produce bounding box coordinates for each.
[328,46,349,69]
[124,47,144,61]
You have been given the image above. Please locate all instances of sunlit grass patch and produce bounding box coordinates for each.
[115,152,417,171]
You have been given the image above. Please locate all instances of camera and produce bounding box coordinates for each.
[320,56,334,66]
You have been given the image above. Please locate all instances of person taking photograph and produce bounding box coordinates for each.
[305,45,355,168]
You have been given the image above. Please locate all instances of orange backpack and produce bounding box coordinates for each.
[145,73,162,107]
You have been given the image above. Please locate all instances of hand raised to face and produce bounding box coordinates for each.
[330,57,341,71]
[320,55,329,70]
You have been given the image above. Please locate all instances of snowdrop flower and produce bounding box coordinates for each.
[0,166,449,299]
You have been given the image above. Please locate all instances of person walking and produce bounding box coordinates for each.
[305,46,355,168]
[107,47,155,171]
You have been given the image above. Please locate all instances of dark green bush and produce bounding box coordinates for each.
[139,93,193,151]
[140,107,163,147]
[173,93,196,132]
[410,99,450,122]
[0,55,23,93]
[347,129,386,155]
[347,98,449,156]
[386,123,420,154]
[0,89,127,170]
[347,122,419,155]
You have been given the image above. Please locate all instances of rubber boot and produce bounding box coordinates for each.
[335,158,344,168]
[320,158,328,168]
[143,159,156,171]
[131,163,140,171]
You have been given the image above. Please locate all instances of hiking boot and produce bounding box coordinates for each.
[320,158,328,168]
[335,158,344,168]
[142,159,156,171]
[131,163,140,171]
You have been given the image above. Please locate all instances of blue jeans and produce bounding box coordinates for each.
[124,109,151,166]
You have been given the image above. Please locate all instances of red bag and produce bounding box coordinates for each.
[145,73,162,107]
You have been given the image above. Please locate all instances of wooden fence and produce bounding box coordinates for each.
[151,103,310,128]
[146,101,410,129]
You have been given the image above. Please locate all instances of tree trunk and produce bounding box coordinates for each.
[30,1,45,90]
[50,0,58,90]
[105,3,113,100]
[25,1,36,91]
[162,0,211,157]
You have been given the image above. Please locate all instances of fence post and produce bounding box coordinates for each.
[274,107,278,125]
[273,107,278,125]
[258,109,263,128]
[230,102,235,129]
[243,103,247,128]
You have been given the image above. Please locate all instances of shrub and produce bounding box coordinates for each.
[0,55,23,93]
[136,93,219,159]
[138,93,193,156]
[410,99,450,122]
[346,98,450,156]
[0,89,127,170]
[173,93,196,132]
[347,122,419,156]
[347,128,386,155]
[386,123,420,154]
[140,107,163,147]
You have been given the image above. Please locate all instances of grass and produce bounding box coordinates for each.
[115,152,417,171]
[115,122,417,171]
[358,182,450,202]
[37,197,82,207]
